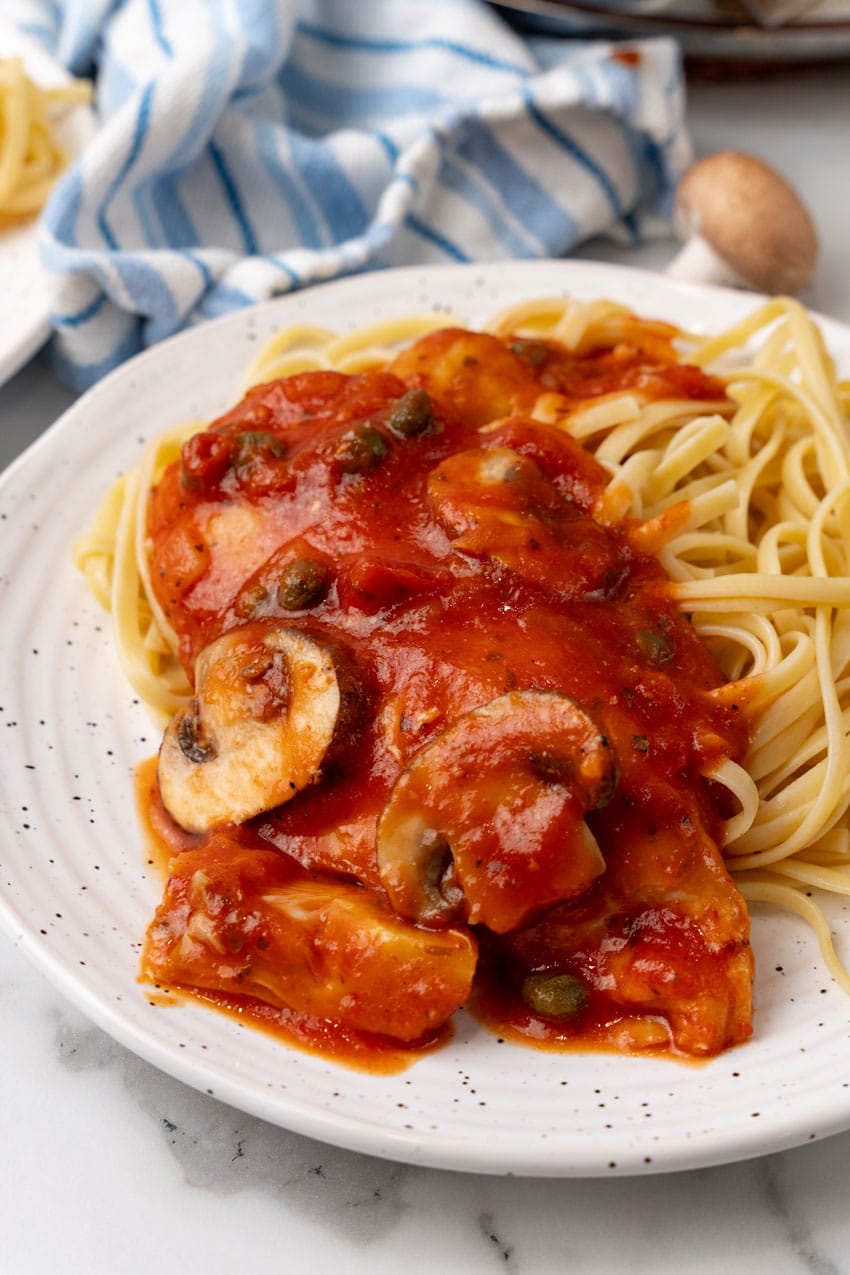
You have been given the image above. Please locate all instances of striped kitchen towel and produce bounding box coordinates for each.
[11,0,691,389]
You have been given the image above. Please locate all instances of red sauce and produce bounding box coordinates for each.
[176,991,451,1075]
[140,324,753,1066]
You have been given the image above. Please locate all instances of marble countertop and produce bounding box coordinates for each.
[3,58,850,1275]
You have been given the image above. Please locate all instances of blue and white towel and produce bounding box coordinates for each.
[10,0,691,389]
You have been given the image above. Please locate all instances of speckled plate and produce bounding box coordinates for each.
[2,261,850,1178]
[0,21,97,387]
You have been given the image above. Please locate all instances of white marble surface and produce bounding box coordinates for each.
[3,58,850,1275]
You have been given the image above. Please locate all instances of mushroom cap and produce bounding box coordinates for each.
[674,151,818,295]
[376,689,615,933]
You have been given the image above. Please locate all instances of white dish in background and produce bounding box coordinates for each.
[493,0,850,60]
[0,20,96,386]
[1,260,850,1178]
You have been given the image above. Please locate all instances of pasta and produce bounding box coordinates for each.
[0,57,90,224]
[74,292,850,1058]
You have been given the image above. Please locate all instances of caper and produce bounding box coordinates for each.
[277,558,331,610]
[234,583,270,618]
[521,971,588,1019]
[233,431,286,467]
[177,703,217,764]
[387,389,435,438]
[637,627,676,665]
[335,423,389,474]
[509,339,549,366]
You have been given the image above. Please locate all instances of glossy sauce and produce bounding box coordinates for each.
[141,325,753,1065]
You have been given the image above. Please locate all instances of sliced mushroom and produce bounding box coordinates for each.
[158,625,340,833]
[376,690,616,934]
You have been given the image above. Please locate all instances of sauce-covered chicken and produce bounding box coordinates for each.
[142,326,752,1061]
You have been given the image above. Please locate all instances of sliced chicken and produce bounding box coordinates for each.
[428,446,625,600]
[143,839,477,1042]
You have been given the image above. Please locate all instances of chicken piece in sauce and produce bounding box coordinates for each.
[142,325,752,1061]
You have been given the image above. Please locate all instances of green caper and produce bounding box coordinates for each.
[387,389,435,438]
[509,339,549,366]
[521,971,588,1019]
[277,558,331,610]
[636,627,675,665]
[233,431,286,467]
[335,424,389,474]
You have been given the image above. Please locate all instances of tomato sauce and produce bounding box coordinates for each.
[141,325,753,1066]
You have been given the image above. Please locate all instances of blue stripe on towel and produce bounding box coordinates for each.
[51,321,143,390]
[96,80,156,249]
[254,125,324,250]
[405,214,469,262]
[146,0,173,59]
[439,156,536,258]
[287,132,369,244]
[524,93,626,223]
[278,63,453,126]
[53,292,107,328]
[455,120,578,251]
[208,140,259,255]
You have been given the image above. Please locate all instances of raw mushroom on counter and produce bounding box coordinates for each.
[665,151,819,295]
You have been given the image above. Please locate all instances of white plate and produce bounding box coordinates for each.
[0,21,96,386]
[2,260,850,1178]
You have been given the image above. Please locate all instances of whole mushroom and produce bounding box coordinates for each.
[666,151,818,295]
